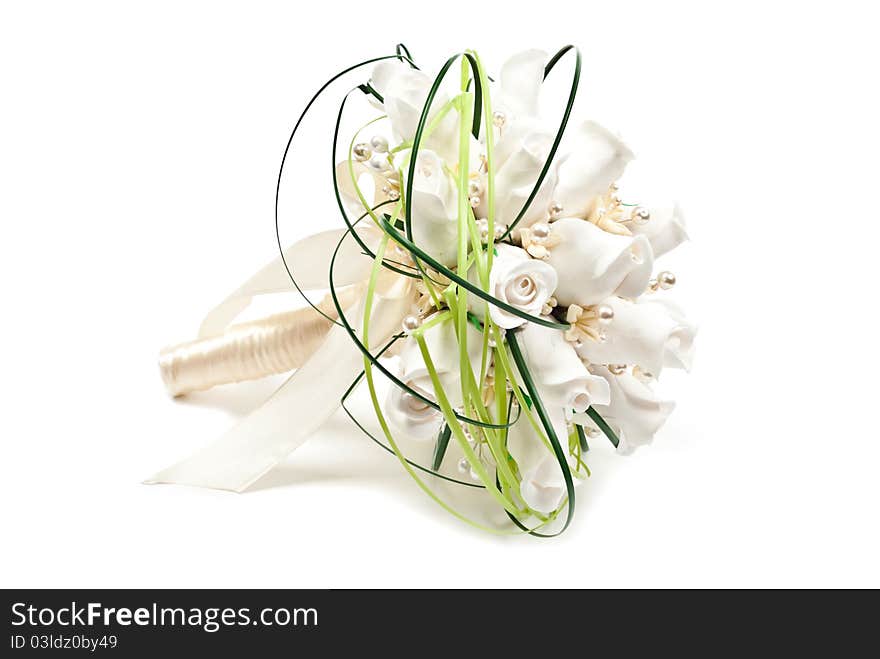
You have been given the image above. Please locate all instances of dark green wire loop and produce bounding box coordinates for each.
[339,335,484,489]
[505,331,575,537]
[403,52,482,252]
[274,51,419,325]
[326,224,523,431]
[499,45,581,241]
[331,89,422,281]
[381,216,569,330]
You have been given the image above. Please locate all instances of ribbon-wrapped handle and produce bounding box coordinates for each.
[158,288,359,397]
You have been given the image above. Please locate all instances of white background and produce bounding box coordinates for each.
[2,0,878,588]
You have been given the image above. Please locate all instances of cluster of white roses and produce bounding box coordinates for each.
[353,50,695,515]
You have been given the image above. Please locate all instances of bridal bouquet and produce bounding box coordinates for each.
[153,45,695,536]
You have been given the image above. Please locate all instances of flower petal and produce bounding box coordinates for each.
[385,380,443,441]
[506,404,570,514]
[576,297,697,376]
[397,319,484,409]
[492,121,559,229]
[553,120,634,219]
[657,300,697,371]
[520,457,568,515]
[516,321,610,415]
[408,150,459,267]
[586,366,676,455]
[467,244,557,329]
[496,49,547,121]
[370,60,459,162]
[547,219,653,306]
[631,202,689,258]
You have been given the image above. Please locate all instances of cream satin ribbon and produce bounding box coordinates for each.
[158,287,361,397]
[147,226,415,492]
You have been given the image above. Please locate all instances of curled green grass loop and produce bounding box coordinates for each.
[339,337,484,489]
[381,216,569,330]
[326,224,523,432]
[402,52,482,252]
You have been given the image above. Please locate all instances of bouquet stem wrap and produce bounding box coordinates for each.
[148,272,412,492]
[159,288,359,397]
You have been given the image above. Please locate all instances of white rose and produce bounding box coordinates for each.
[506,403,571,514]
[493,49,547,123]
[385,380,444,441]
[515,320,610,417]
[485,52,635,229]
[492,120,560,229]
[547,218,654,306]
[385,320,483,440]
[631,202,689,258]
[408,150,459,267]
[576,297,697,376]
[505,317,610,514]
[553,120,634,219]
[468,244,557,329]
[370,60,459,163]
[574,365,676,455]
[485,51,554,229]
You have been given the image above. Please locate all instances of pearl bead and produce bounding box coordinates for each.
[353,143,371,162]
[402,315,421,332]
[531,223,550,240]
[596,304,614,325]
[370,135,389,153]
[469,195,481,208]
[457,457,470,474]
[549,202,564,220]
[468,179,483,197]
[608,363,627,375]
[633,207,651,224]
[492,110,506,128]
[476,218,489,241]
[469,466,482,482]
[368,155,389,171]
[382,185,400,201]
[494,223,507,240]
[657,271,676,290]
